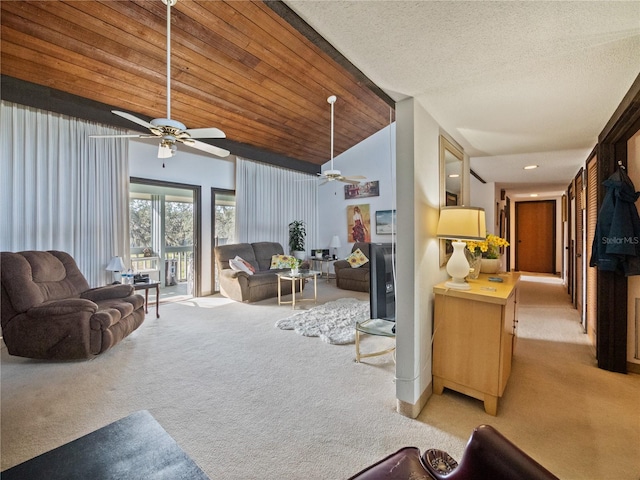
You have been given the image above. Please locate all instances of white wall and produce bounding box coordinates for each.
[470,177,497,232]
[318,124,397,258]
[394,98,448,415]
[128,139,235,296]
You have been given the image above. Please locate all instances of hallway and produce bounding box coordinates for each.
[420,273,640,479]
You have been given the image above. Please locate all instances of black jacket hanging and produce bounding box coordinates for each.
[590,167,640,276]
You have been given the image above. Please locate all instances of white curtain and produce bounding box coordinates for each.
[235,157,318,254]
[0,101,130,287]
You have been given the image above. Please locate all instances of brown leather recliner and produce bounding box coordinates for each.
[1,250,145,360]
[347,425,559,480]
[334,242,370,292]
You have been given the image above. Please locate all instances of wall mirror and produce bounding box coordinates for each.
[439,136,464,266]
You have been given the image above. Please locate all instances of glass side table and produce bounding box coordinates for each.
[310,257,336,282]
[276,270,319,309]
[355,318,396,363]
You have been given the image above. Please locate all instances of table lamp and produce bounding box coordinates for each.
[436,206,486,290]
[329,235,341,259]
[106,256,126,283]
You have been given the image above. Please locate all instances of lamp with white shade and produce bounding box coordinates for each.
[329,235,341,259]
[436,207,486,290]
[106,256,126,283]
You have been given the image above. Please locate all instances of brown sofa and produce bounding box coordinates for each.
[214,242,305,303]
[334,242,370,292]
[1,250,145,360]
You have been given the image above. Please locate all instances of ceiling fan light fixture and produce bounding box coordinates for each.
[158,140,176,158]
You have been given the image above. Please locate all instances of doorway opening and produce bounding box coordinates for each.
[130,178,202,302]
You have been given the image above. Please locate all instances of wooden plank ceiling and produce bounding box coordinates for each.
[0,0,394,168]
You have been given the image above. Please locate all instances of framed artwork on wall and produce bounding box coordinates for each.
[344,181,379,200]
[347,204,371,243]
[375,210,396,235]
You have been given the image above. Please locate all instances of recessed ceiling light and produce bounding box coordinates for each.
[524,165,538,170]
[530,194,539,197]
[448,174,460,178]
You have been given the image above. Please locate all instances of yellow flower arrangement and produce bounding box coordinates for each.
[465,234,509,259]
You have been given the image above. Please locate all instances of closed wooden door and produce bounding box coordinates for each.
[516,201,556,273]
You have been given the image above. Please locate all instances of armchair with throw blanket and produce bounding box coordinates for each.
[1,250,145,360]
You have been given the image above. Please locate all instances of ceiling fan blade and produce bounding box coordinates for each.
[183,127,226,139]
[112,110,156,131]
[340,177,363,185]
[346,175,366,180]
[89,134,155,138]
[184,139,230,158]
[319,180,329,186]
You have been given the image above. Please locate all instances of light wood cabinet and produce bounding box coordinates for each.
[432,273,519,415]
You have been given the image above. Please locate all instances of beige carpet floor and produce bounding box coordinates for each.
[2,276,639,479]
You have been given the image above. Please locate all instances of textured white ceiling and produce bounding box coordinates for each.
[285,0,640,193]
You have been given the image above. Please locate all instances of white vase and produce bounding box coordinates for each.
[291,267,299,276]
[480,258,501,274]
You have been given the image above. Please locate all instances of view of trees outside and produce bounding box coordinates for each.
[129,199,193,249]
[166,202,193,247]
[215,204,235,245]
[130,199,151,248]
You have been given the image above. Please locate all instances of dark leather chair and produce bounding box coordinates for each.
[347,425,558,480]
[423,425,559,480]
[334,242,370,292]
[1,250,145,360]
[347,447,429,480]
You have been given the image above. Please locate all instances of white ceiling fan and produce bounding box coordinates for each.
[318,95,365,185]
[90,0,230,160]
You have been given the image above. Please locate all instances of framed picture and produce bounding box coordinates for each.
[346,204,371,243]
[375,210,396,235]
[344,181,380,200]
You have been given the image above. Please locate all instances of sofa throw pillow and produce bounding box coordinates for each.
[229,256,254,275]
[238,257,255,273]
[346,248,369,268]
[270,254,296,269]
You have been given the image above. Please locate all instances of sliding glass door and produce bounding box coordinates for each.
[130,178,201,300]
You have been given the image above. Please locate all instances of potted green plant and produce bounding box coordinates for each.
[288,220,306,260]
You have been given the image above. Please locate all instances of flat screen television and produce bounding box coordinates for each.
[369,242,396,321]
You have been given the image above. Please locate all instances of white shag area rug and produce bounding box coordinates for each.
[275,298,370,345]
